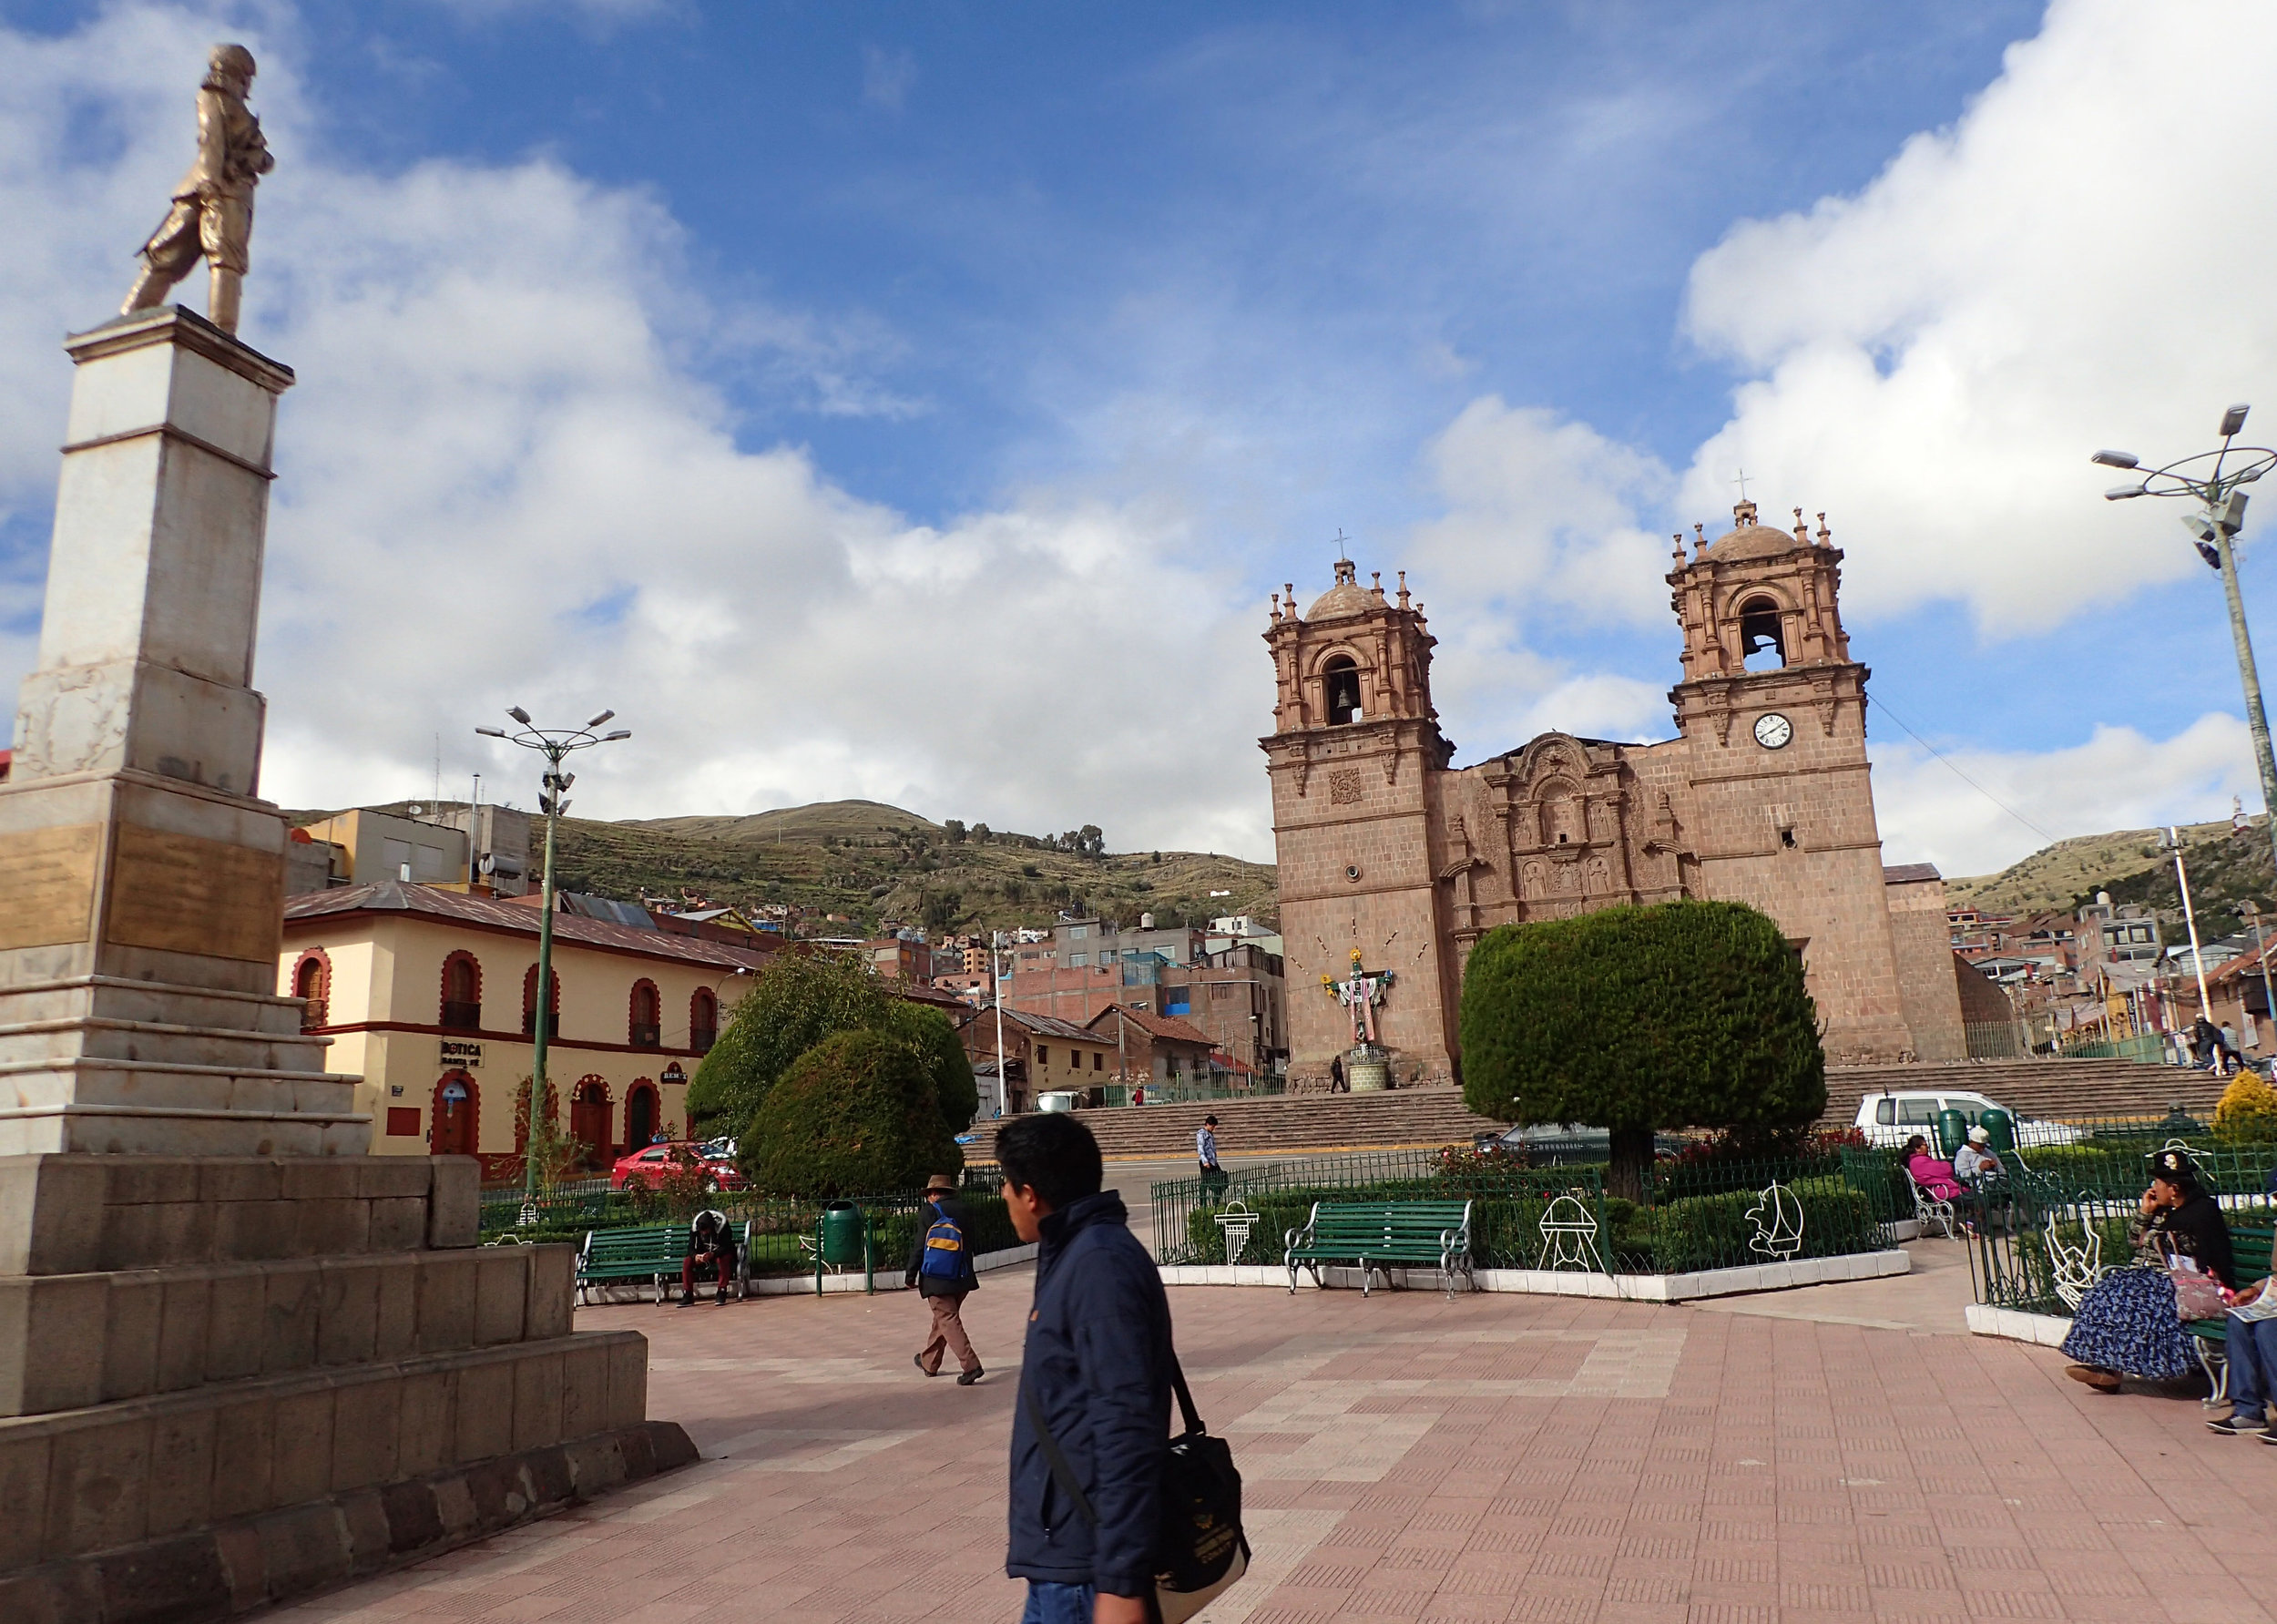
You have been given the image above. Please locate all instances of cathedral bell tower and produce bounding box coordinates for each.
[1261,561,1461,1089]
[1666,501,1913,1061]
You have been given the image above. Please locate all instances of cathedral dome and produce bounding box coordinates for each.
[1699,501,1811,565]
[1700,523,1802,564]
[1306,580,1373,618]
[1305,558,1377,619]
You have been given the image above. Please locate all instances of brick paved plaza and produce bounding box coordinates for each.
[278,1253,2270,1624]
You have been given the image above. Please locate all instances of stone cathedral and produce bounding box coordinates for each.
[1263,499,1967,1091]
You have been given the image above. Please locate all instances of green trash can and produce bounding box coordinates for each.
[820,1202,866,1267]
[1979,1108,2016,1155]
[1935,1108,1969,1159]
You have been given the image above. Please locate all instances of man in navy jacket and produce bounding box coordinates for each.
[996,1113,1170,1624]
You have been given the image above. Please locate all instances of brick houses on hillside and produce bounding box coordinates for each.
[1081,1006,1218,1088]
[1003,914,1288,1075]
[956,1006,1118,1116]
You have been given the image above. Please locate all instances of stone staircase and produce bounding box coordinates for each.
[1821,1057,2222,1125]
[1005,1088,1510,1159]
[1002,1057,2221,1161]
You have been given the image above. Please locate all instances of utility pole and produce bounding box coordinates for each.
[992,930,1008,1117]
[2163,825,2212,1019]
[476,708,630,1225]
[2249,900,2277,1057]
[2097,405,2277,886]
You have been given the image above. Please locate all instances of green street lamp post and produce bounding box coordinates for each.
[2095,404,2277,885]
[475,707,631,1225]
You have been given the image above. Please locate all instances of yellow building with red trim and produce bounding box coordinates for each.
[280,882,777,1180]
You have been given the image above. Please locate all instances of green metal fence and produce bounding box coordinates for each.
[1154,1144,1898,1276]
[1938,1127,2277,1312]
[478,1182,1021,1279]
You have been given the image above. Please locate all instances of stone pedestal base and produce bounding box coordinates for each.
[1345,1045,1391,1091]
[0,1155,691,1620]
[0,1418,696,1624]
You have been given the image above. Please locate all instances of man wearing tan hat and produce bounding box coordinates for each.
[906,1171,984,1384]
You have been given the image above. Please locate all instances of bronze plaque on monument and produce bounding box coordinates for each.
[107,823,284,963]
[0,823,102,948]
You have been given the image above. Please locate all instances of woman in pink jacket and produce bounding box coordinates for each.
[1904,1135,1964,1200]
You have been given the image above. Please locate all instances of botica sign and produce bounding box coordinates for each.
[440,1039,484,1068]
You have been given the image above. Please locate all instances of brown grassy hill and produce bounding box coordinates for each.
[626,801,938,843]
[1945,814,2272,932]
[551,801,1277,938]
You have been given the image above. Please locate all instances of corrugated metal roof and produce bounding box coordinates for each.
[283,881,780,971]
[1087,1005,1215,1047]
[1883,863,1942,884]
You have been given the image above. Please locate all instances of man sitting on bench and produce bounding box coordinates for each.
[678,1208,734,1307]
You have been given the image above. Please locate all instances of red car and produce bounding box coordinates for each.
[610,1140,745,1192]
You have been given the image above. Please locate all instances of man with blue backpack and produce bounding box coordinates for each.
[906,1170,985,1385]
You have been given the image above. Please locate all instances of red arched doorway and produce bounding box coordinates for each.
[569,1075,612,1171]
[624,1081,659,1155]
[431,1072,479,1157]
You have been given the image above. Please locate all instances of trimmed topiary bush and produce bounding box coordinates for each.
[1458,901,1825,1200]
[688,953,977,1139]
[745,1030,963,1198]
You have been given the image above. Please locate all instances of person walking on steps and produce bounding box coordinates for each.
[1199,1114,1227,1199]
[907,1172,985,1385]
[996,1112,1172,1624]
[677,1207,735,1307]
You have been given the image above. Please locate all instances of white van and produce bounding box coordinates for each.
[1853,1090,2082,1149]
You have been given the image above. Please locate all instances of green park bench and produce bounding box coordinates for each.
[1284,1200,1474,1299]
[576,1222,750,1305]
[2186,1222,2274,1402]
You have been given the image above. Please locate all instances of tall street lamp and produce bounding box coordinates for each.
[2095,405,2277,883]
[475,707,631,1222]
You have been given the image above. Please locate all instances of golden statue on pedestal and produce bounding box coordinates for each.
[122,44,274,334]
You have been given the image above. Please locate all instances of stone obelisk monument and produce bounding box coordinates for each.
[0,47,689,1620]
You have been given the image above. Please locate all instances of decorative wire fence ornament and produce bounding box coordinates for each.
[2045,1221,2106,1312]
[1746,1182,1805,1261]
[1537,1191,1604,1272]
[1214,1201,1258,1265]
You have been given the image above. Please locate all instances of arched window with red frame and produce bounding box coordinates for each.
[291,949,332,1031]
[629,979,662,1048]
[522,964,560,1038]
[689,986,719,1054]
[440,951,483,1031]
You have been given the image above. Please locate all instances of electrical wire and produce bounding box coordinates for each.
[1865,686,2063,848]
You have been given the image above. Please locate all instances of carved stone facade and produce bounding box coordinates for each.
[1263,504,1964,1091]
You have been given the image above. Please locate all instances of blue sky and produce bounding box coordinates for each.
[4,0,2274,873]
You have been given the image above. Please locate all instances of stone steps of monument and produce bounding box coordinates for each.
[0,1325,651,1577]
[1001,1088,1509,1159]
[0,1057,366,1157]
[0,1243,574,1418]
[0,1013,333,1071]
[0,974,312,1037]
[1821,1058,2224,1125]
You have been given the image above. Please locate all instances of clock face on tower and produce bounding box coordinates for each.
[1753,712,1792,750]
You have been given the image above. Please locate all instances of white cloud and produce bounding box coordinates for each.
[0,7,1274,860]
[1679,0,2277,632]
[1400,397,1676,756]
[1869,713,2256,878]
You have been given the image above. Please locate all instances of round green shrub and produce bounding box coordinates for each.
[689,953,977,1138]
[1458,901,1825,1200]
[745,1030,962,1198]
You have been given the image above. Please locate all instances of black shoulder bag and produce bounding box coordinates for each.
[1022,1353,1249,1624]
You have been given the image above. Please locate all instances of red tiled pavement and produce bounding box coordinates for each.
[275,1270,2275,1624]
